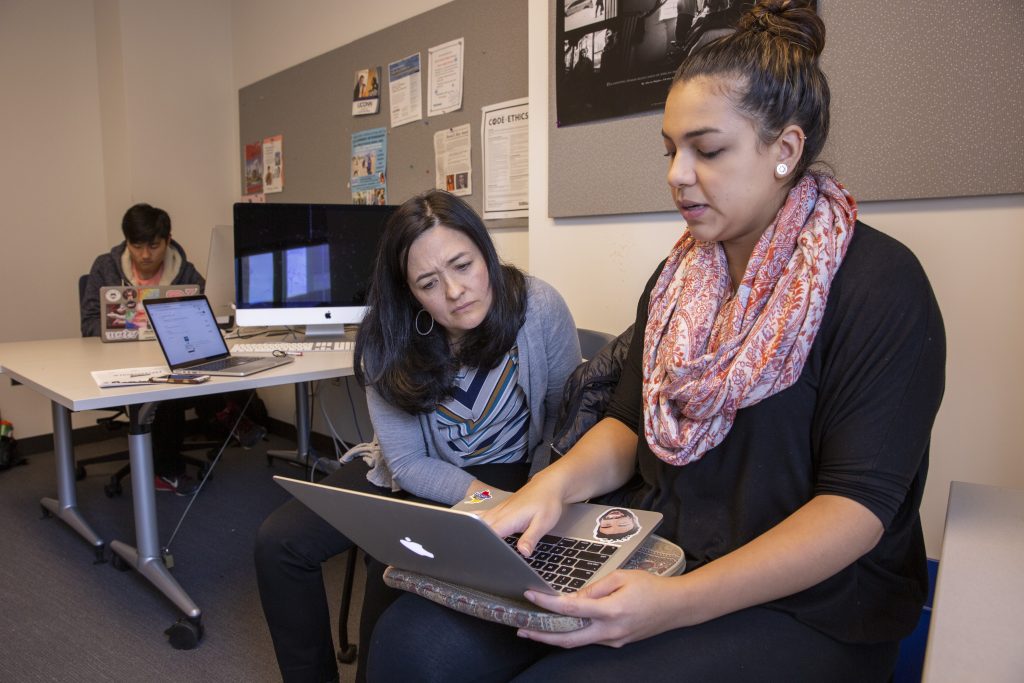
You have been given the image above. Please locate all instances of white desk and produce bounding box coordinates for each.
[922,481,1024,682]
[0,337,353,646]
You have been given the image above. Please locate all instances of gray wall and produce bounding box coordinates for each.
[549,0,1024,217]
[239,0,527,228]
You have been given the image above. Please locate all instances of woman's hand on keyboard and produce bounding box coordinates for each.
[480,473,568,558]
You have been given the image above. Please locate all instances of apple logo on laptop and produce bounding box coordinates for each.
[400,536,434,558]
[324,311,332,319]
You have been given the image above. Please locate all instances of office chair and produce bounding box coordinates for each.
[577,327,616,360]
[74,273,216,496]
[333,327,619,664]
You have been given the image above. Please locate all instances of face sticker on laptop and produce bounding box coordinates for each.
[464,489,492,504]
[593,508,641,543]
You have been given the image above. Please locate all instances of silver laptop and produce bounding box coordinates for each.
[274,476,662,600]
[145,294,294,376]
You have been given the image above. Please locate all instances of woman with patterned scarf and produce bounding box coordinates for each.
[367,1,946,681]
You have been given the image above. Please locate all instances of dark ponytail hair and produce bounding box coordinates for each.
[354,190,527,414]
[673,0,829,179]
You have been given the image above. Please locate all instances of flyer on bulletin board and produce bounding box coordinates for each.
[244,142,263,195]
[388,53,423,128]
[350,128,388,205]
[428,38,464,116]
[434,124,472,197]
[352,66,382,116]
[482,98,529,220]
[262,135,284,193]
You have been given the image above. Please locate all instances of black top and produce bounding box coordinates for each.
[605,223,946,643]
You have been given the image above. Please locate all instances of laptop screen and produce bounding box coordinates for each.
[145,295,230,368]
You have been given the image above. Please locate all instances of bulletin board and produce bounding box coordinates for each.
[238,0,528,227]
[548,0,1024,217]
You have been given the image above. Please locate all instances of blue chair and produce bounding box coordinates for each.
[892,558,939,683]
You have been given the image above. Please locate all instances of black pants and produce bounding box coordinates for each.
[254,459,530,683]
[151,398,210,477]
[151,392,255,477]
[368,595,899,683]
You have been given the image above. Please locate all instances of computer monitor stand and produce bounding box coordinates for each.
[297,323,359,343]
[300,324,347,341]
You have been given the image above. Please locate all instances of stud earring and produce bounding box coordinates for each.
[775,163,789,177]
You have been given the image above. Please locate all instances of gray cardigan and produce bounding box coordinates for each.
[365,276,581,505]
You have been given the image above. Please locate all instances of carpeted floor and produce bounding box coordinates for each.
[0,433,363,682]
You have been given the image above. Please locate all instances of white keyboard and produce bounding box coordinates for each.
[231,340,354,353]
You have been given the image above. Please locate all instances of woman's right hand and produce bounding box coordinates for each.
[480,472,568,557]
[484,417,640,556]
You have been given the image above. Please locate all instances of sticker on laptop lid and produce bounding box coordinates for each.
[593,508,642,543]
[464,489,492,504]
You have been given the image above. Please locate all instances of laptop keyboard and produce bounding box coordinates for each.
[503,533,620,593]
[191,356,252,371]
[232,340,354,353]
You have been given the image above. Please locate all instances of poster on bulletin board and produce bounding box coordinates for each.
[351,127,388,205]
[262,135,284,193]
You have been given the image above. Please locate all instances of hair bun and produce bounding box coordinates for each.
[741,0,825,58]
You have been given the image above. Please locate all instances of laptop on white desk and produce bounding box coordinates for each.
[274,476,662,600]
[145,294,293,377]
[98,284,201,342]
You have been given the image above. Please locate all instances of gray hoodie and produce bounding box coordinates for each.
[79,239,204,337]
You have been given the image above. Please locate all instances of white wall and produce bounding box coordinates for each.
[0,0,237,436]
[1,1,115,433]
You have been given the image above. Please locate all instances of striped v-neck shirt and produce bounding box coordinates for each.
[435,345,530,465]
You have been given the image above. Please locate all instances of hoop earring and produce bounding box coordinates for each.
[415,309,435,336]
[775,163,789,177]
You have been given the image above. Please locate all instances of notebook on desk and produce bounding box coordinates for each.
[274,476,662,600]
[144,294,293,376]
[98,284,201,342]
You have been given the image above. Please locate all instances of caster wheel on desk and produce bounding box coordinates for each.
[93,545,107,564]
[337,644,357,664]
[165,616,203,650]
[40,504,52,519]
[110,553,130,572]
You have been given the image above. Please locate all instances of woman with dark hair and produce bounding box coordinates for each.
[254,190,581,683]
[367,2,945,681]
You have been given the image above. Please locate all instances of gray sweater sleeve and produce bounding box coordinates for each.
[366,386,476,505]
[522,277,581,476]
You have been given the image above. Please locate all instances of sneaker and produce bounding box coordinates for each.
[155,474,199,496]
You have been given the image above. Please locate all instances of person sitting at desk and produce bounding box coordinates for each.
[254,190,581,683]
[80,203,264,495]
[367,2,946,681]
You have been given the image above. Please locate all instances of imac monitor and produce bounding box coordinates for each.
[232,202,395,338]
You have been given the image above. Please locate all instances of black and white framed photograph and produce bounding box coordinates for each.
[556,0,755,127]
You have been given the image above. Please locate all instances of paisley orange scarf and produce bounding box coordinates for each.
[642,173,856,466]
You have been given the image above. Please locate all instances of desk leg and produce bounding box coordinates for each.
[266,381,314,468]
[40,401,105,562]
[108,404,203,647]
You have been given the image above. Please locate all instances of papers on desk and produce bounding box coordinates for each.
[91,366,167,388]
